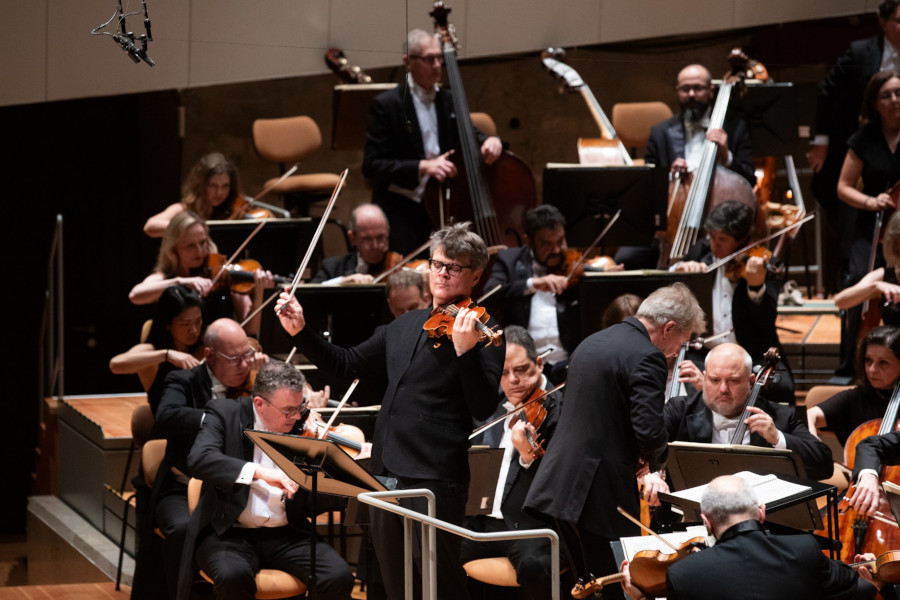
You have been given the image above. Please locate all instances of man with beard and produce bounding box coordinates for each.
[485,205,580,383]
[615,64,755,270]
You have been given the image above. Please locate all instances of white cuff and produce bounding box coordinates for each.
[773,431,787,450]
[237,462,256,484]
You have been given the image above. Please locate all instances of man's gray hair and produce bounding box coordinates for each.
[700,476,760,525]
[635,282,706,334]
[430,222,489,271]
[252,360,306,398]
[405,29,436,56]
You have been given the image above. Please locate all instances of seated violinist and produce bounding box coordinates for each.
[835,211,900,327]
[129,210,273,336]
[463,326,566,599]
[621,475,871,600]
[109,285,205,411]
[484,205,584,383]
[641,343,832,509]
[672,200,794,404]
[144,152,255,238]
[311,203,400,284]
[385,269,430,318]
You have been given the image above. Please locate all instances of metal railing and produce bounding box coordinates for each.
[357,489,560,600]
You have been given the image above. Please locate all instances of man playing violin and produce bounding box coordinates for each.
[621,475,868,600]
[485,205,581,383]
[362,29,502,255]
[276,222,505,600]
[525,283,705,599]
[462,325,566,600]
[385,269,430,318]
[672,200,795,404]
[132,318,268,600]
[311,203,398,284]
[642,343,832,511]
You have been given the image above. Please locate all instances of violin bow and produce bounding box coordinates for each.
[371,240,431,284]
[565,209,622,284]
[616,506,680,552]
[468,382,565,440]
[240,169,348,326]
[276,168,348,315]
[476,283,502,304]
[209,219,268,288]
[252,164,298,204]
[705,213,815,273]
[319,378,359,439]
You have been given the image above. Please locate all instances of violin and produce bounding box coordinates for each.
[510,384,554,458]
[302,418,367,458]
[573,537,707,598]
[230,195,275,220]
[224,337,264,399]
[423,298,503,347]
[851,550,900,584]
[557,249,620,284]
[204,253,292,294]
[723,246,772,282]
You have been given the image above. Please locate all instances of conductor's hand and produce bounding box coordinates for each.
[420,151,457,182]
[849,472,883,517]
[532,274,569,295]
[451,306,481,356]
[641,472,669,507]
[706,128,729,164]
[673,260,708,274]
[481,136,502,165]
[743,406,780,445]
[253,466,298,499]
[275,289,306,335]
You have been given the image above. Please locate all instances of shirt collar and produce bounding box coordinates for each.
[712,410,741,432]
[408,72,437,105]
[208,366,227,399]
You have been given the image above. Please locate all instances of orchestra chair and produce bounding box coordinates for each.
[464,557,519,587]
[470,112,498,138]
[251,116,341,217]
[804,384,854,489]
[187,478,308,600]
[611,102,673,161]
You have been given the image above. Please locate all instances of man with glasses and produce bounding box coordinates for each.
[615,63,755,270]
[144,318,267,599]
[179,359,354,600]
[363,29,502,255]
[277,222,505,600]
[311,203,397,284]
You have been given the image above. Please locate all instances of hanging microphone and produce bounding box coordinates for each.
[111,34,141,63]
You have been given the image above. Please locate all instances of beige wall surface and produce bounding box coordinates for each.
[0,0,876,107]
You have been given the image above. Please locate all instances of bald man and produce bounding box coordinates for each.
[311,203,396,284]
[615,64,755,270]
[643,343,831,508]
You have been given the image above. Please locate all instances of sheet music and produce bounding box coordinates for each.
[619,526,710,562]
[668,471,810,505]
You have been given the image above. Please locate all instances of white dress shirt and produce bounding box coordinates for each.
[235,406,290,528]
[387,74,441,203]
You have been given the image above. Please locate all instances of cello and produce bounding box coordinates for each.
[837,379,900,562]
[662,49,758,267]
[429,1,536,248]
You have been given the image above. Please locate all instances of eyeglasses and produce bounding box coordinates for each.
[676,84,708,94]
[215,347,255,365]
[410,53,444,64]
[428,259,472,277]
[260,396,307,419]
[879,89,900,101]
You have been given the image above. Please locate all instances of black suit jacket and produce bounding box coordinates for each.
[155,364,213,477]
[853,430,900,479]
[293,306,505,483]
[664,390,833,481]
[483,246,580,357]
[683,239,782,365]
[471,384,562,531]
[645,111,756,186]
[524,317,668,538]
[310,252,359,284]
[666,519,860,600]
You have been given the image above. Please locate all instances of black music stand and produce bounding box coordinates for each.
[728,82,799,156]
[207,218,317,279]
[542,164,668,249]
[245,430,393,600]
[331,83,398,150]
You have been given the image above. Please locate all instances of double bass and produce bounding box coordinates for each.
[662,49,758,267]
[429,2,536,248]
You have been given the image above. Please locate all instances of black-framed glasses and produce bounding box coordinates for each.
[260,396,307,419]
[215,347,255,365]
[410,53,444,64]
[428,259,472,277]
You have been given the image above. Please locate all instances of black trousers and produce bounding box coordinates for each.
[554,519,624,600]
[374,193,433,257]
[461,515,557,600]
[155,485,191,599]
[195,525,354,600]
[369,476,469,600]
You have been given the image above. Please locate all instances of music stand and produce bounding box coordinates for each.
[542,163,668,248]
[207,218,317,279]
[663,441,827,532]
[331,83,398,150]
[246,430,394,600]
[728,82,799,157]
